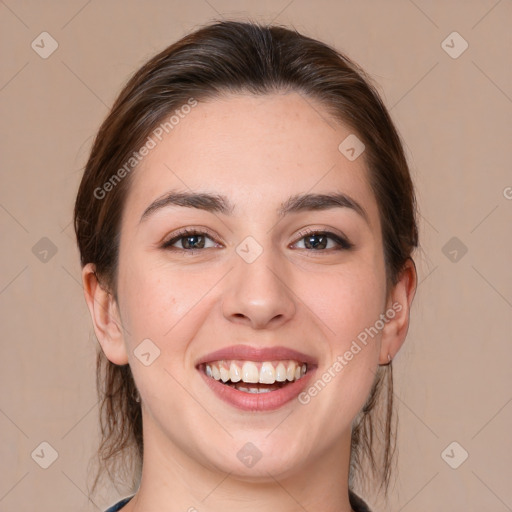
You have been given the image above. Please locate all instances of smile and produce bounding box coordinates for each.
[202,360,308,393]
[196,345,317,411]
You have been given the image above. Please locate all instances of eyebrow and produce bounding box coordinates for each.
[139,190,370,225]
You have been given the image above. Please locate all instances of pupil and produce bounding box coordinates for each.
[184,235,204,249]
[306,234,326,250]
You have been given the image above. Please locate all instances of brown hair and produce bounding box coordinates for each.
[74,19,418,501]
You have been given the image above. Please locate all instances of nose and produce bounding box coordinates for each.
[221,244,296,330]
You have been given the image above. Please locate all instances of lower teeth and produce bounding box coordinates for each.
[227,382,287,393]
[237,386,273,394]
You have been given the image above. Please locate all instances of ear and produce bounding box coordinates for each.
[379,258,417,364]
[81,263,129,365]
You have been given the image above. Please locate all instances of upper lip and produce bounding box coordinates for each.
[196,344,318,366]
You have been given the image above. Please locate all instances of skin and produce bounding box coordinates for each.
[82,92,416,512]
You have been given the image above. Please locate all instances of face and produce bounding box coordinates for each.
[98,92,403,481]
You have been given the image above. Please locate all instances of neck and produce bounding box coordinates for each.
[123,413,355,512]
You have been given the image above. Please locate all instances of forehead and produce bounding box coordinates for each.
[124,92,378,226]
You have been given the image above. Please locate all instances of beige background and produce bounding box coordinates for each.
[1,1,511,511]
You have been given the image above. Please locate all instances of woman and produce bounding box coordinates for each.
[75,20,418,512]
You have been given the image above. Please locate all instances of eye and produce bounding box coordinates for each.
[161,228,220,251]
[161,227,353,253]
[292,228,353,251]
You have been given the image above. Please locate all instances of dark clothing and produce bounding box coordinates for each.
[349,490,373,512]
[104,496,132,512]
[104,490,372,511]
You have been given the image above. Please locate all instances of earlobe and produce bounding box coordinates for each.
[379,258,417,365]
[81,263,129,365]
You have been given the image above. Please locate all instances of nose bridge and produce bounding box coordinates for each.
[221,236,296,329]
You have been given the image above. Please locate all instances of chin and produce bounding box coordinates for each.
[197,434,309,481]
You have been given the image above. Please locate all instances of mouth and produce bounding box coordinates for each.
[199,359,308,393]
[196,345,317,411]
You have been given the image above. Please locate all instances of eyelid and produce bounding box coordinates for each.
[292,227,354,250]
[161,226,223,249]
[161,226,354,251]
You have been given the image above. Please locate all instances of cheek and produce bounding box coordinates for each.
[118,258,217,359]
[296,263,386,351]
[296,269,384,428]
[117,263,206,403]
[296,263,385,411]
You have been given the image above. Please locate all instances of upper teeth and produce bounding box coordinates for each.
[205,360,307,384]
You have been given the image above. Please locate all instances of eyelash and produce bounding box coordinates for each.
[161,228,220,253]
[161,227,354,253]
[295,228,354,251]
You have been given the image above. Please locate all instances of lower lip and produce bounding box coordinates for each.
[198,366,316,412]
